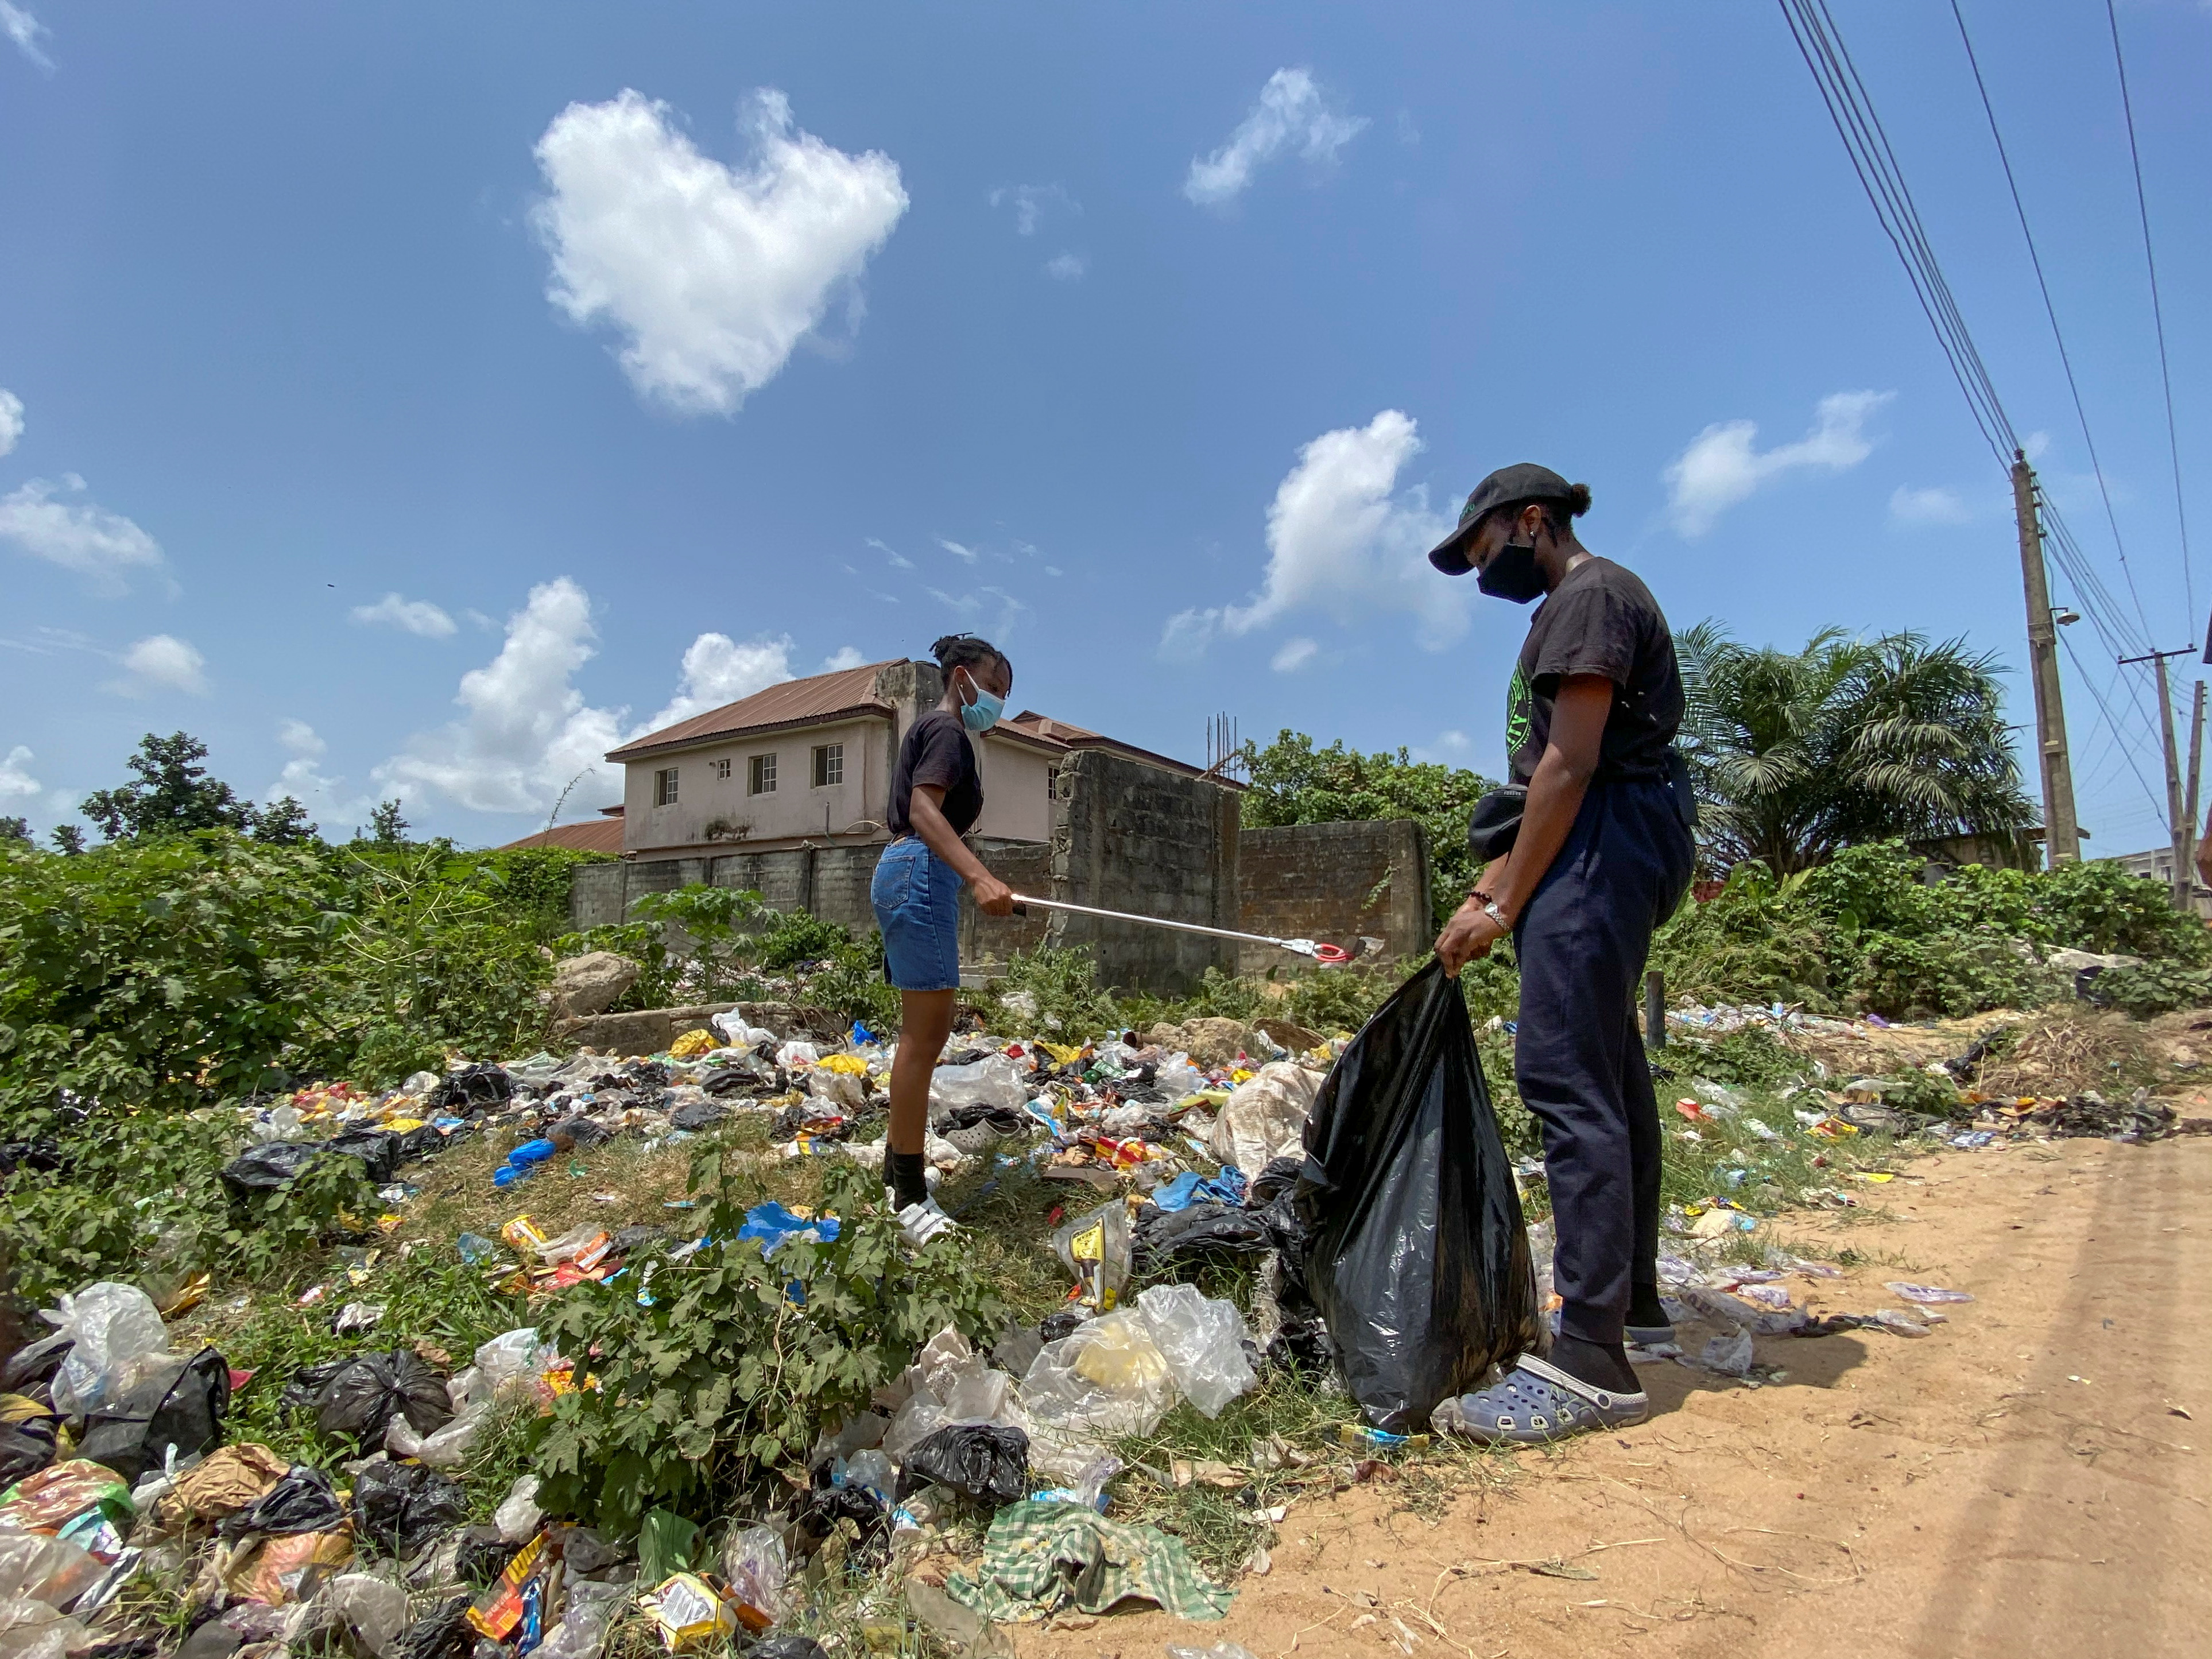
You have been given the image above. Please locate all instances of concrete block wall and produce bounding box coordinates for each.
[1235,819,1433,971]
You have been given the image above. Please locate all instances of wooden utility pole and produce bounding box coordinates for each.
[2120,645,2195,911]
[2013,453,2081,865]
[2187,679,2206,911]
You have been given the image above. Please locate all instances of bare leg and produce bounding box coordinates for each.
[888,988,958,1155]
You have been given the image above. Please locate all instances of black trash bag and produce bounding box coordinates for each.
[0,1140,65,1177]
[608,1224,665,1258]
[1293,961,1539,1433]
[1036,1309,1086,1344]
[323,1129,402,1185]
[312,1349,453,1445]
[700,1067,757,1099]
[938,1102,1026,1134]
[793,1482,888,1552]
[393,1596,474,1659]
[1245,1154,1306,1208]
[0,1411,58,1488]
[453,1525,518,1587]
[548,1114,611,1149]
[77,1344,230,1483]
[427,1064,514,1115]
[279,1357,350,1414]
[219,1140,323,1201]
[0,1332,74,1401]
[902,1425,1029,1508]
[1131,1202,1272,1273]
[1265,1316,1335,1373]
[394,1124,450,1164]
[668,1100,725,1132]
[352,1459,468,1559]
[750,1641,828,1659]
[222,1464,345,1537]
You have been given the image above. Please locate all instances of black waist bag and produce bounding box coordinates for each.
[1465,749,1698,862]
[1292,962,1539,1432]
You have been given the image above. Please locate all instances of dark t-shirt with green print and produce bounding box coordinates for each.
[1506,556,1683,786]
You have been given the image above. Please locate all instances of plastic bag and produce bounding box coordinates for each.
[902,1425,1030,1507]
[0,1531,100,1608]
[719,1525,789,1626]
[492,1475,541,1545]
[385,1400,489,1467]
[1153,1055,1205,1100]
[327,1574,412,1659]
[392,1596,474,1659]
[1207,1062,1322,1176]
[0,1460,133,1546]
[0,1413,56,1492]
[1131,1203,1272,1274]
[1134,1285,1255,1418]
[353,1461,467,1560]
[1017,1311,1179,1439]
[220,1464,343,1538]
[41,1285,167,1418]
[534,1577,625,1659]
[474,1329,560,1397]
[710,1011,776,1048]
[929,1055,1029,1119]
[426,1063,513,1115]
[76,1345,229,1483]
[315,1351,453,1445]
[0,1599,87,1659]
[1050,1202,1132,1312]
[1295,961,1539,1433]
[0,1338,73,1405]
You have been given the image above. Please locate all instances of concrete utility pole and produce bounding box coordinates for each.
[2119,645,2195,912]
[2013,453,2081,865]
[2187,680,2206,910]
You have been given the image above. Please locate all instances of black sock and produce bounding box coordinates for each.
[888,1150,929,1210]
[1627,1282,1669,1331]
[1548,1334,1638,1394]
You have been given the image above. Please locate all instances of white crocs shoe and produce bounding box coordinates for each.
[896,1196,959,1249]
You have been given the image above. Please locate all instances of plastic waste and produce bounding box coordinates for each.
[221,1464,343,1538]
[1018,1311,1179,1439]
[1134,1284,1256,1418]
[327,1574,412,1659]
[1885,1281,1974,1305]
[1873,1308,1932,1337]
[1051,1201,1133,1311]
[737,1202,839,1259]
[1,1459,133,1554]
[1207,1062,1322,1176]
[929,1055,1029,1119]
[0,1410,56,1493]
[1148,1168,1249,1213]
[1167,1646,1262,1659]
[391,1595,474,1659]
[76,1344,230,1483]
[1153,1056,1204,1099]
[1295,962,1540,1433]
[1132,1203,1273,1274]
[642,1571,735,1653]
[835,1449,896,1508]
[1682,1286,1806,1336]
[492,1475,542,1545]
[352,1461,467,1560]
[473,1329,560,1398]
[902,1424,1030,1507]
[745,1634,829,1659]
[0,1600,88,1659]
[0,1530,100,1609]
[385,1400,489,1467]
[1699,1328,1756,1375]
[710,1011,777,1048]
[534,1576,625,1659]
[313,1350,452,1445]
[41,1284,168,1418]
[427,1064,513,1115]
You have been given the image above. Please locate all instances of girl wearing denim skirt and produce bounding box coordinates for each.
[870,634,1016,1244]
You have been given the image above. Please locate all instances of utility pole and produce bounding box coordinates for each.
[2187,679,2206,912]
[2013,453,2081,865]
[2119,645,2195,911]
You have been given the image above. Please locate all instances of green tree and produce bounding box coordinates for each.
[49,825,84,855]
[0,818,25,844]
[1239,731,1497,927]
[254,795,319,845]
[366,800,409,844]
[82,732,259,841]
[1676,625,2036,875]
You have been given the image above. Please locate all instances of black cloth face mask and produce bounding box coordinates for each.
[1475,540,1546,603]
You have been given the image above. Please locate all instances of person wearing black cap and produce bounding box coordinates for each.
[1423,463,1696,1443]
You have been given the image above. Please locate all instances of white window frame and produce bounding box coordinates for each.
[713,758,733,781]
[747,753,778,796]
[812,742,844,788]
[653,767,679,807]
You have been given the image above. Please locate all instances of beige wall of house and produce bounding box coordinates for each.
[621,716,1058,855]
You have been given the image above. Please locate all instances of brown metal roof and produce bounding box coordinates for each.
[498,816,627,855]
[1005,710,1225,782]
[606,660,904,761]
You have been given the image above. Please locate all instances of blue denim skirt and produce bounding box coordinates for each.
[871,836,963,991]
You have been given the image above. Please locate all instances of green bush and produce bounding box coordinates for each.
[2090,959,2212,1018]
[989,945,1124,1037]
[530,1154,1003,1531]
[1651,862,1831,1010]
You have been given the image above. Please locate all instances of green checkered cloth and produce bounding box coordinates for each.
[944,1499,1232,1624]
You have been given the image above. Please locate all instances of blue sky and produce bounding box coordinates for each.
[2,2,2206,858]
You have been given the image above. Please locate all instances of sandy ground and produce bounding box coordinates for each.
[1032,1134,2211,1659]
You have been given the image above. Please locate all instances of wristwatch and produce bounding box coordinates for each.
[1477,897,1512,931]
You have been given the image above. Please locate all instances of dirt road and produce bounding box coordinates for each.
[1058,1135,2211,1658]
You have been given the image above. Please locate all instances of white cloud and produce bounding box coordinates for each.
[936,537,979,564]
[0,476,165,595]
[0,745,38,800]
[1663,390,1893,536]
[866,536,913,569]
[927,586,1028,639]
[1184,68,1368,206]
[106,634,208,697]
[1270,637,1319,673]
[278,719,326,758]
[0,390,22,456]
[0,3,52,72]
[266,720,374,827]
[820,645,867,672]
[1889,484,1975,528]
[352,592,458,638]
[1200,409,1462,650]
[989,183,1077,237]
[1158,607,1220,665]
[532,88,908,416]
[1043,252,1087,281]
[1414,730,1474,764]
[642,631,797,731]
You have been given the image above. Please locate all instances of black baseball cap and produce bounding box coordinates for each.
[1427,463,1577,575]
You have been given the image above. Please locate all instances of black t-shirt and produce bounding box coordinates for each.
[1505,556,1684,786]
[888,710,983,837]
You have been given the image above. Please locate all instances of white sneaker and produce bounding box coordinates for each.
[895,1196,959,1249]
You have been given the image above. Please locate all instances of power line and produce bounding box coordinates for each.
[1948,0,2156,649]
[2059,629,2167,823]
[2103,0,2195,633]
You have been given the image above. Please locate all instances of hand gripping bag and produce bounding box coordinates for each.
[1292,960,1539,1432]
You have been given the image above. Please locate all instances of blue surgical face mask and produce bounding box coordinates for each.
[957,670,1005,732]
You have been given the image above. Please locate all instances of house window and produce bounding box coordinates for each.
[748,753,778,795]
[812,743,844,788]
[713,758,733,781]
[653,768,679,807]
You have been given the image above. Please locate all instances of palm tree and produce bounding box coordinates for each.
[1676,623,2037,874]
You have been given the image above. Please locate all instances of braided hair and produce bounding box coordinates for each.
[931,633,1007,683]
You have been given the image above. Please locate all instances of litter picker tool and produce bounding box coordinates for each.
[1008,894,1351,964]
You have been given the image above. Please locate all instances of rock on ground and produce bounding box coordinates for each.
[549,952,641,1022]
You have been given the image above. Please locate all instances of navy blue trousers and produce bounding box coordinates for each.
[1512,778,1696,1347]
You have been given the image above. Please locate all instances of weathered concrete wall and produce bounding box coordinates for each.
[1235,819,1433,971]
[1047,749,1240,994]
[962,839,1054,972]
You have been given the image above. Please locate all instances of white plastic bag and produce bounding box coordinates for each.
[1699,1328,1754,1376]
[326,1576,410,1659]
[0,1600,88,1659]
[475,1328,560,1394]
[493,1475,543,1544]
[44,1283,168,1417]
[719,1525,790,1623]
[1134,1284,1256,1418]
[775,1040,820,1071]
[385,1400,489,1467]
[1018,1311,1179,1439]
[534,1577,625,1659]
[1206,1063,1323,1176]
[710,1011,776,1049]
[808,1068,866,1108]
[0,1533,100,1610]
[928,1055,1028,1118]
